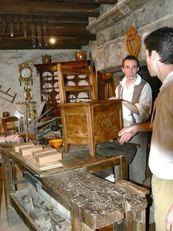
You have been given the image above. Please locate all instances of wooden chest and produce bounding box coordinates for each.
[60,99,123,157]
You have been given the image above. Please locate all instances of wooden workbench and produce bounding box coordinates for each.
[0,142,148,231]
[42,168,149,231]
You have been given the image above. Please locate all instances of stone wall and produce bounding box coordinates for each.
[0,50,77,116]
[88,0,173,71]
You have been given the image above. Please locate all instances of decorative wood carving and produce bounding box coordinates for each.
[126,26,140,57]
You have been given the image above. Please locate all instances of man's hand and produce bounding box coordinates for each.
[165,204,173,231]
[118,125,138,144]
[118,122,152,144]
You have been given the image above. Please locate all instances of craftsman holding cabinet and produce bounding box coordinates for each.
[118,27,173,231]
[110,55,153,184]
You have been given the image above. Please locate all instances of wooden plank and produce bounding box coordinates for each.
[116,180,149,198]
[34,149,62,165]
[1,154,21,225]
[13,143,35,153]
[19,145,43,157]
[0,1,100,16]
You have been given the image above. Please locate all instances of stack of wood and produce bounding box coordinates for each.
[14,143,62,170]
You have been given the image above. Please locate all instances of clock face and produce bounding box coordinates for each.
[21,67,32,78]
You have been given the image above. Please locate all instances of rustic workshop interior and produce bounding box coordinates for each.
[0,0,171,230]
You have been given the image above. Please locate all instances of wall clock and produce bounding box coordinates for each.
[19,63,33,84]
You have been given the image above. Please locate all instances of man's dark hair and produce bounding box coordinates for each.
[144,27,173,64]
[122,55,140,68]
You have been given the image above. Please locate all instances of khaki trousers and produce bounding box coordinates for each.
[152,175,173,231]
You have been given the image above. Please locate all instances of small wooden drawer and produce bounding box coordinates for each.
[10,187,71,231]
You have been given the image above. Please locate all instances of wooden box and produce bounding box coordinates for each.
[33,148,62,165]
[60,99,123,157]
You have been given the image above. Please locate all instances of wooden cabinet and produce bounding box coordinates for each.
[60,99,123,158]
[57,64,122,158]
[34,61,91,115]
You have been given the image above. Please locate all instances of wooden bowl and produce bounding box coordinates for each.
[49,139,63,149]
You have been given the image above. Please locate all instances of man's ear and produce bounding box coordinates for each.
[151,50,160,61]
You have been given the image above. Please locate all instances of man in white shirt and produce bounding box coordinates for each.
[118,27,173,231]
[112,55,153,184]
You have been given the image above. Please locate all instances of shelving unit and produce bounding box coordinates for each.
[34,61,91,115]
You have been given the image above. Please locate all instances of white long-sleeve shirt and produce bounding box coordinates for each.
[115,74,152,126]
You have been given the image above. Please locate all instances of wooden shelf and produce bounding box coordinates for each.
[34,60,92,116]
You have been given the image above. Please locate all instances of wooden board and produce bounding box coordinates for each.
[19,145,43,157]
[13,143,35,153]
[34,152,62,165]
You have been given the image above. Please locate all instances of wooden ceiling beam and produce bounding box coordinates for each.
[31,0,117,4]
[0,15,89,25]
[0,33,95,41]
[0,38,87,49]
[0,1,100,17]
[45,16,89,25]
[47,26,95,37]
[95,0,117,3]
[0,25,95,39]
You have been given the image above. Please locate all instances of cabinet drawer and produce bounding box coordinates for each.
[10,187,71,231]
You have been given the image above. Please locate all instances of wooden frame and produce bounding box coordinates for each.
[58,63,97,103]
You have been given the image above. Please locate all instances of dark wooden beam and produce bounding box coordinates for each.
[95,0,117,3]
[46,16,89,25]
[47,26,95,37]
[0,37,88,49]
[0,25,96,39]
[31,0,117,4]
[0,0,100,17]
[0,14,90,27]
